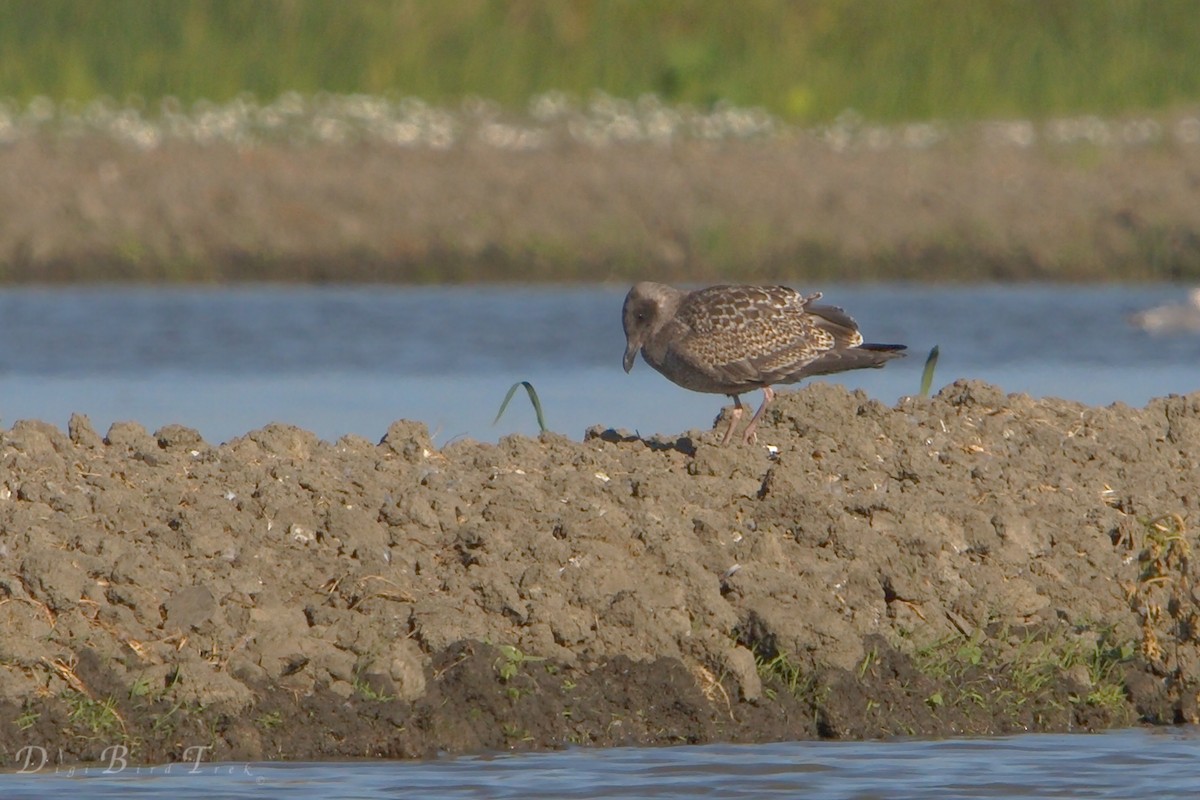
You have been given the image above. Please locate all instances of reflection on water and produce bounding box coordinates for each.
[2,727,1200,799]
[0,284,1197,444]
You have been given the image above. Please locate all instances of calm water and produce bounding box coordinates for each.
[3,727,1200,799]
[0,283,1197,445]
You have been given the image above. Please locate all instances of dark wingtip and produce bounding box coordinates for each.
[861,343,907,354]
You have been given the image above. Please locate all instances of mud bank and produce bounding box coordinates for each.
[3,134,1200,283]
[1,380,1198,766]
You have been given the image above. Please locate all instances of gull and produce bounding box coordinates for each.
[622,282,906,444]
[1128,288,1200,334]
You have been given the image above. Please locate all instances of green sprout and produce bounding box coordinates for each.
[919,345,940,397]
[494,381,548,433]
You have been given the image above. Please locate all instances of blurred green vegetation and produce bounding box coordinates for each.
[0,0,1197,123]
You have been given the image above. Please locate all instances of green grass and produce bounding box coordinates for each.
[919,346,940,397]
[912,627,1134,722]
[63,690,125,736]
[493,644,546,682]
[255,710,283,730]
[755,650,818,701]
[494,382,548,434]
[14,707,40,731]
[351,677,395,702]
[2,0,1199,122]
[351,661,396,702]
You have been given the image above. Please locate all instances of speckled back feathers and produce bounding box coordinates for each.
[622,282,903,396]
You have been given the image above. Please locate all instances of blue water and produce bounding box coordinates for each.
[0,283,1196,445]
[3,727,1200,799]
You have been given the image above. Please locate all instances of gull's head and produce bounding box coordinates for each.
[622,282,679,373]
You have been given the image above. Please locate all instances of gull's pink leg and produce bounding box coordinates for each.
[720,395,744,445]
[741,386,775,444]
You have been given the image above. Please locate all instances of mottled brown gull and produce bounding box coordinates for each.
[622,282,907,444]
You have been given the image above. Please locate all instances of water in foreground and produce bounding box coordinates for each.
[3,727,1199,799]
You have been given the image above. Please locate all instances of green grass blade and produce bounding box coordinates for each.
[494,381,548,433]
[919,345,940,397]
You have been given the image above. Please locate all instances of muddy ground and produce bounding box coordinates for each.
[3,127,1200,284]
[0,379,1198,766]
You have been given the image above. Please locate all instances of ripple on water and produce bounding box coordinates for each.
[3,728,1200,799]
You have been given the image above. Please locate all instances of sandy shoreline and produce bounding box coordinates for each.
[0,380,1196,765]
